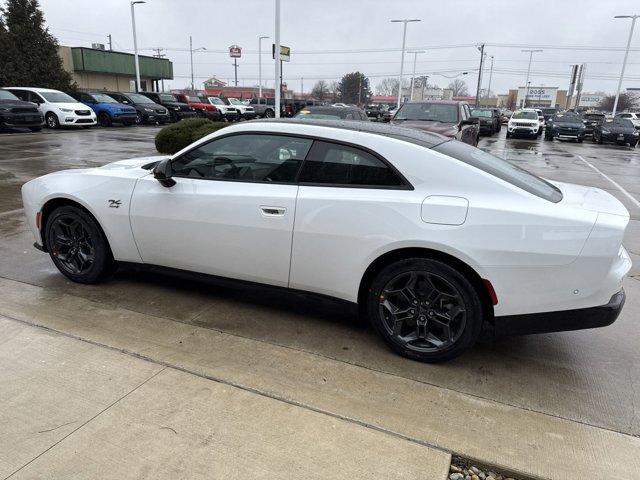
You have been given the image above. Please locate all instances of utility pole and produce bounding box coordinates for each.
[486,55,494,100]
[107,34,112,51]
[391,19,421,109]
[233,57,238,86]
[301,77,304,98]
[258,35,269,98]
[274,0,281,117]
[190,35,194,91]
[475,44,484,107]
[612,15,639,116]
[522,49,542,108]
[421,75,429,101]
[409,50,425,101]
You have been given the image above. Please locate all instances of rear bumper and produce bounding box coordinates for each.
[494,289,626,336]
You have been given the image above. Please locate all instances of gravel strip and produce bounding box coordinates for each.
[449,457,523,480]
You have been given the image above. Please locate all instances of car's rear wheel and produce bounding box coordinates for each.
[367,258,483,362]
[264,109,275,118]
[45,205,115,284]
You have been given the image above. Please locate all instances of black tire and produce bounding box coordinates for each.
[366,258,483,363]
[29,126,42,132]
[506,131,511,138]
[45,112,60,129]
[577,138,583,143]
[597,132,603,144]
[98,112,112,127]
[545,133,553,141]
[44,205,115,284]
[264,108,275,118]
[135,112,143,125]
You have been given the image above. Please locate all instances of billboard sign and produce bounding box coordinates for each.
[272,44,291,62]
[229,45,242,58]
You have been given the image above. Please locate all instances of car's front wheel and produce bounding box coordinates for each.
[45,112,60,129]
[367,258,483,362]
[98,112,112,127]
[45,205,115,284]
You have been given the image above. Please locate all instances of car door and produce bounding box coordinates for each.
[289,140,412,301]
[459,104,474,144]
[129,133,313,287]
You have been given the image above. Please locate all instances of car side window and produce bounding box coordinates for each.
[298,141,405,188]
[31,92,45,104]
[111,93,124,103]
[461,105,469,121]
[171,134,313,184]
[10,90,29,101]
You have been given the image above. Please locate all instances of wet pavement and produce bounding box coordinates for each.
[1,125,639,479]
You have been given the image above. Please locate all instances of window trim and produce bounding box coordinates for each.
[169,131,414,190]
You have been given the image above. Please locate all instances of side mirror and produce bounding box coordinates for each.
[153,158,176,187]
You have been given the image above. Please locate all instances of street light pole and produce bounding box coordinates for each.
[475,44,484,107]
[189,37,206,92]
[409,50,426,101]
[258,35,269,98]
[522,49,542,108]
[613,15,639,116]
[130,1,145,92]
[486,55,494,100]
[391,19,421,109]
[274,0,281,118]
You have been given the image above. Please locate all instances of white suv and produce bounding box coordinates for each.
[615,112,640,129]
[5,87,97,128]
[227,97,256,119]
[506,109,540,139]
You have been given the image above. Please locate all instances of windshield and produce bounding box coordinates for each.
[552,112,581,123]
[126,93,154,104]
[434,141,563,203]
[512,111,538,120]
[208,97,224,105]
[159,94,177,102]
[583,113,604,120]
[91,93,118,103]
[614,118,634,128]
[471,109,492,118]
[40,91,76,103]
[0,90,19,100]
[395,103,458,122]
[228,98,243,105]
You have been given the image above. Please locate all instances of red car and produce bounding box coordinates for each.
[174,93,222,121]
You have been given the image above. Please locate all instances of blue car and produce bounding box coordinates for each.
[68,91,137,127]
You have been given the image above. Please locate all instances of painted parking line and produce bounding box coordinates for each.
[577,155,640,208]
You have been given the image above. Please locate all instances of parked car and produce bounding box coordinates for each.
[174,93,222,121]
[249,97,279,118]
[22,119,631,362]
[225,97,256,120]
[382,105,398,122]
[544,112,586,142]
[614,112,640,129]
[506,109,540,139]
[391,100,479,146]
[104,91,170,125]
[534,109,545,135]
[295,105,369,121]
[139,92,198,123]
[5,87,95,129]
[581,112,606,137]
[68,91,136,127]
[204,97,239,121]
[470,108,499,135]
[0,89,43,132]
[593,117,639,146]
[540,107,557,122]
[365,104,386,120]
[499,109,513,124]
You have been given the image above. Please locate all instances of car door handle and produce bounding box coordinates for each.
[260,206,286,216]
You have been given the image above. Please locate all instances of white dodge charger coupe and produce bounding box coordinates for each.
[22,120,631,362]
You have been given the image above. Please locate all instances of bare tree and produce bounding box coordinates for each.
[599,93,639,113]
[311,80,329,102]
[447,79,469,97]
[328,80,340,102]
[375,77,409,96]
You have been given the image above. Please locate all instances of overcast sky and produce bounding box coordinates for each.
[25,0,640,95]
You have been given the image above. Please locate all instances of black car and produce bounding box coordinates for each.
[364,104,386,120]
[540,107,557,122]
[581,112,606,137]
[593,117,639,146]
[544,112,586,142]
[471,108,500,135]
[295,105,369,121]
[104,91,170,125]
[0,89,43,132]
[139,92,197,122]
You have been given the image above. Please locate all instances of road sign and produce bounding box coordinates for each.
[229,45,242,58]
[272,44,290,62]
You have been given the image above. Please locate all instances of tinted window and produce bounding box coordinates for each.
[4,89,24,101]
[298,141,405,188]
[395,103,458,123]
[614,118,634,128]
[433,141,562,203]
[512,111,538,120]
[39,91,76,103]
[171,134,313,183]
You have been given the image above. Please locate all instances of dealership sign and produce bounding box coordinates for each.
[229,45,242,58]
[272,44,291,62]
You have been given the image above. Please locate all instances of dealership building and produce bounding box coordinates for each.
[58,46,174,92]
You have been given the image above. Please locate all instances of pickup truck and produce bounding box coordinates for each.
[174,93,222,121]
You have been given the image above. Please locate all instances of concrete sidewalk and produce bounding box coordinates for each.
[1,276,639,479]
[1,317,451,480]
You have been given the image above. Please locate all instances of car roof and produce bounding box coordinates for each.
[3,87,63,92]
[404,100,462,105]
[247,118,449,149]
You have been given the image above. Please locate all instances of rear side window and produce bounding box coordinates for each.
[298,141,406,188]
[433,141,563,203]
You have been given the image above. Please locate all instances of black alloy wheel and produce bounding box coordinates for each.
[135,111,143,125]
[45,112,60,129]
[45,205,114,283]
[368,258,483,362]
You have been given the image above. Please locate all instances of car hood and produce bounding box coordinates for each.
[0,99,37,109]
[604,125,636,134]
[510,119,538,124]
[551,121,584,128]
[55,102,93,111]
[392,120,457,136]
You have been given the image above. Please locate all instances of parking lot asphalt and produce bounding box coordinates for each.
[1,125,639,479]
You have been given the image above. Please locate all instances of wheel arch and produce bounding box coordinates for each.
[357,247,495,324]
